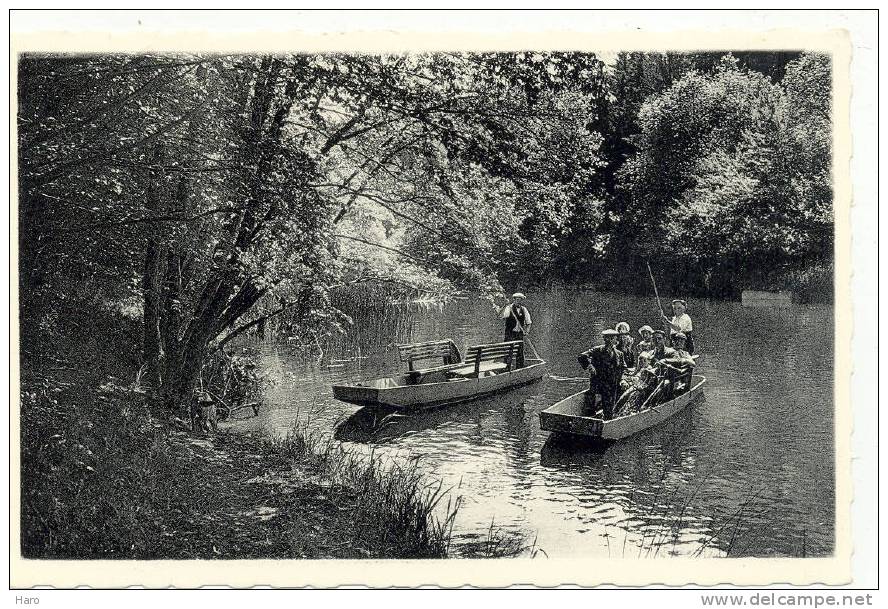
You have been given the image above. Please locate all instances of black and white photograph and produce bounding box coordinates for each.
[11,10,873,591]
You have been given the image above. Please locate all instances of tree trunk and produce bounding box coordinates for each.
[142,144,167,388]
[157,56,289,415]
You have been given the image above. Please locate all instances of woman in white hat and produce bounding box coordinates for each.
[614,321,635,369]
[634,325,655,368]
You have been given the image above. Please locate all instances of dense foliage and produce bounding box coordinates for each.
[611,54,832,296]
[18,51,833,411]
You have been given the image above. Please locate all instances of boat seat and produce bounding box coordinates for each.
[397,339,462,372]
[447,341,523,379]
[448,361,509,378]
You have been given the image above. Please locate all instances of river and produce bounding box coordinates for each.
[236,288,834,558]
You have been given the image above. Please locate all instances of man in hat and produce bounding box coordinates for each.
[659,332,695,369]
[577,328,627,420]
[662,298,695,354]
[643,329,676,365]
[501,292,532,367]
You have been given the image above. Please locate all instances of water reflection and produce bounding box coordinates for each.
[243,289,834,558]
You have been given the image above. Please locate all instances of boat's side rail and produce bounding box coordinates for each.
[397,339,462,371]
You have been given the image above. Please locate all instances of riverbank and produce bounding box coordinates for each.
[547,257,834,305]
[19,312,517,559]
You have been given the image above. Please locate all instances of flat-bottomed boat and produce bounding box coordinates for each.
[539,375,706,440]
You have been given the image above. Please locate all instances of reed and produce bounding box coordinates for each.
[266,419,467,558]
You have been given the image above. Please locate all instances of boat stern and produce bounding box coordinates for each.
[539,409,603,438]
[331,383,381,406]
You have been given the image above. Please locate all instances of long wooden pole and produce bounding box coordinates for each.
[646,260,666,318]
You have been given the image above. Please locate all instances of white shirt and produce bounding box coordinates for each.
[670,313,693,333]
[501,303,532,324]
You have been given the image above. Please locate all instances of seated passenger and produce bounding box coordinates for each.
[644,329,676,364]
[634,325,654,368]
[615,322,636,370]
[656,332,695,398]
[658,332,695,369]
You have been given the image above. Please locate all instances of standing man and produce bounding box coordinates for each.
[662,298,695,354]
[577,329,626,420]
[501,292,532,367]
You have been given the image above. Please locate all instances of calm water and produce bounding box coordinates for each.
[236,289,834,558]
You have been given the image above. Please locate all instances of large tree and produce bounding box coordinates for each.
[612,53,832,296]
[19,51,607,411]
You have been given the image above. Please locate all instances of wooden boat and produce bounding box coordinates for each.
[332,339,547,412]
[539,375,706,440]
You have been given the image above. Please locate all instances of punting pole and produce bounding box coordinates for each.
[646,259,666,319]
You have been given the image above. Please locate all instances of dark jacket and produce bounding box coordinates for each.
[578,344,626,389]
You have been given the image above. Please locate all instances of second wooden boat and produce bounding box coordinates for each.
[333,339,547,412]
[539,375,706,440]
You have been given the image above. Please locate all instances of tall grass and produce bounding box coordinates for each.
[267,420,466,558]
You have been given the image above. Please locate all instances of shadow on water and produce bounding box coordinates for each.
[334,384,544,444]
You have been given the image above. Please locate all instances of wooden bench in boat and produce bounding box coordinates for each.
[398,339,463,384]
[447,340,524,379]
[398,339,462,371]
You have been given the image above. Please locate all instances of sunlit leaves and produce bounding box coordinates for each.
[616,52,833,284]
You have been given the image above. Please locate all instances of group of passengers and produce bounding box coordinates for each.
[577,299,697,420]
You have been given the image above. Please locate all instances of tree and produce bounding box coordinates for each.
[19,51,609,412]
[613,53,832,296]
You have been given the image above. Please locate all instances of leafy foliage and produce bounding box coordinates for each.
[18,50,834,409]
[612,53,832,296]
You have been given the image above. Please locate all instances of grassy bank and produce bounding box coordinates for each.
[19,307,518,559]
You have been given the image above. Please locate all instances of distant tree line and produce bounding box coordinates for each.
[18,50,832,411]
[552,51,832,299]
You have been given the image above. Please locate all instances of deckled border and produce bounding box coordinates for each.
[9,24,853,588]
